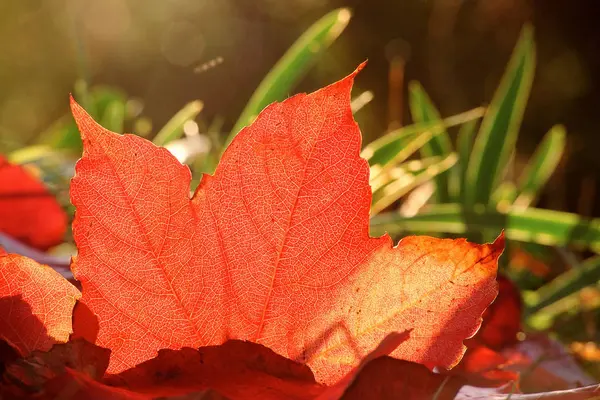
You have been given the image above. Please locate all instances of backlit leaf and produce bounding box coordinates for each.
[70,65,503,383]
[0,253,80,356]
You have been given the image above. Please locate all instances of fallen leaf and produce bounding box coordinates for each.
[3,339,110,393]
[318,331,465,400]
[448,275,521,389]
[455,383,600,399]
[340,357,465,400]
[41,368,148,400]
[0,332,452,400]
[318,330,411,399]
[452,345,518,388]
[0,155,67,250]
[502,333,596,393]
[477,275,521,350]
[0,253,80,356]
[69,64,503,383]
[105,340,323,400]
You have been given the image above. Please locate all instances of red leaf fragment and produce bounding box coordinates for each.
[341,357,465,400]
[477,275,522,350]
[450,275,521,388]
[105,340,323,400]
[0,155,67,250]
[42,368,148,400]
[502,334,596,393]
[0,253,80,356]
[319,330,411,399]
[70,65,504,383]
[2,339,109,396]
[452,345,519,388]
[455,383,600,400]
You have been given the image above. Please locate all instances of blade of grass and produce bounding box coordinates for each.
[153,100,204,146]
[370,156,444,193]
[514,125,566,209]
[408,81,453,203]
[8,145,59,164]
[370,203,600,252]
[464,25,535,207]
[491,181,518,211]
[369,130,434,184]
[371,154,457,215]
[362,107,484,167]
[227,8,351,148]
[454,119,478,203]
[525,256,600,316]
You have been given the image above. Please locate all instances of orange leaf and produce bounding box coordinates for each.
[0,253,80,356]
[70,65,503,383]
[0,156,67,250]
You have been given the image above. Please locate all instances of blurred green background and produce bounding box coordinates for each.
[1,0,598,215]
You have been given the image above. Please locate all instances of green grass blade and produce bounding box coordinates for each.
[370,203,600,252]
[491,181,518,210]
[464,25,535,207]
[363,107,485,168]
[153,101,204,146]
[455,119,477,203]
[8,145,59,164]
[408,81,453,203]
[526,256,600,316]
[100,100,125,133]
[371,156,446,193]
[369,130,434,184]
[371,154,457,215]
[514,125,566,208]
[226,8,351,148]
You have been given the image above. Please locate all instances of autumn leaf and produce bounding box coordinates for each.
[105,341,323,400]
[69,64,503,383]
[341,357,465,400]
[1,331,434,400]
[449,275,522,388]
[455,384,600,400]
[2,339,110,397]
[0,155,67,251]
[452,345,518,388]
[0,253,80,356]
[502,334,596,393]
[476,275,522,350]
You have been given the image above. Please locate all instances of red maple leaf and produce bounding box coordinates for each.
[68,64,504,384]
[0,156,67,250]
[0,253,80,356]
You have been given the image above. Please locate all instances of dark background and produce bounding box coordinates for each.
[1,0,598,214]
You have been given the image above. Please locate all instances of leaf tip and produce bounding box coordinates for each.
[70,95,94,141]
[354,60,368,76]
[491,231,506,255]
